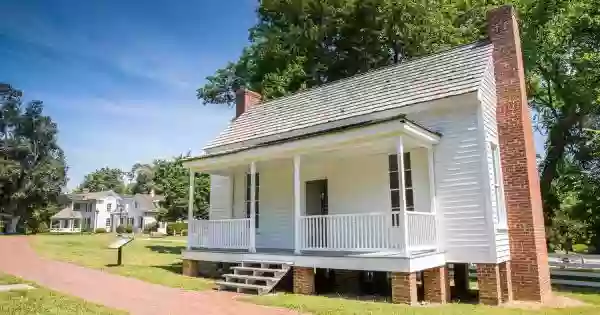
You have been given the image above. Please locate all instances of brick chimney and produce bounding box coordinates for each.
[487,5,551,302]
[235,88,262,119]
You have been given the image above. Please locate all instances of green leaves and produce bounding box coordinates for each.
[197,0,488,105]
[0,83,67,226]
[77,167,126,194]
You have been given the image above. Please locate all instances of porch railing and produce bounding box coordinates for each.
[406,212,437,251]
[188,218,251,250]
[300,211,437,253]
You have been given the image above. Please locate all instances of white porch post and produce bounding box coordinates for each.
[293,155,301,254]
[187,169,195,250]
[396,136,410,255]
[249,162,257,253]
[428,147,441,251]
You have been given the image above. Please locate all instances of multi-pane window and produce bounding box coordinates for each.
[74,203,81,210]
[107,203,112,211]
[491,143,507,227]
[128,218,134,226]
[388,153,414,224]
[105,218,111,229]
[245,173,260,228]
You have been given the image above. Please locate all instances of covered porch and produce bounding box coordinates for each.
[184,116,443,261]
[50,207,83,233]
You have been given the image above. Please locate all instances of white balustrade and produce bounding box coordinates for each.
[188,218,251,250]
[406,212,437,251]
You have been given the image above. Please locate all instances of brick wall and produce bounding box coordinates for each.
[293,267,315,295]
[391,272,418,305]
[423,266,450,304]
[487,5,551,302]
[477,264,501,305]
[182,259,199,277]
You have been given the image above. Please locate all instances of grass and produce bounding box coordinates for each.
[0,273,127,315]
[31,234,214,291]
[244,287,600,315]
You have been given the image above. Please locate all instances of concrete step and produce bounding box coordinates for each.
[224,273,279,283]
[216,281,269,293]
[232,266,287,274]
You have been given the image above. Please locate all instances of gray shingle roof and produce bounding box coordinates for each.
[51,207,83,219]
[133,194,164,212]
[205,41,493,151]
[69,190,119,201]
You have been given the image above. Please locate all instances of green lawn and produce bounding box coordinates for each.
[0,273,127,315]
[245,290,600,315]
[31,234,214,291]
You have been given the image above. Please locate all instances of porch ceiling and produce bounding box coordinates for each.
[184,116,439,173]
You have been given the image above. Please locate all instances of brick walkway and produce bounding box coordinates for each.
[0,236,299,315]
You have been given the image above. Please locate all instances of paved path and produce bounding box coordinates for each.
[0,236,298,315]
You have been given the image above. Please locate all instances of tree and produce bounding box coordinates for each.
[197,0,500,105]
[521,0,600,224]
[127,163,155,194]
[0,83,67,232]
[152,156,209,221]
[77,167,126,194]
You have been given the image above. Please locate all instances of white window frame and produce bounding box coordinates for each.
[105,218,111,229]
[245,173,259,229]
[491,143,507,229]
[107,203,112,212]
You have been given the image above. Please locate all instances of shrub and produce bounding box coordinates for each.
[83,227,94,233]
[573,244,589,253]
[181,229,188,236]
[125,225,133,233]
[116,225,126,234]
[94,228,107,233]
[166,222,187,235]
[36,222,49,233]
[143,222,158,234]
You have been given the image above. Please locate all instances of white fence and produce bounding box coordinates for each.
[188,218,251,250]
[299,211,437,253]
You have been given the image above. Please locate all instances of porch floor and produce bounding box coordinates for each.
[183,247,445,272]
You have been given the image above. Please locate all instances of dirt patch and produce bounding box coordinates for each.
[502,294,586,309]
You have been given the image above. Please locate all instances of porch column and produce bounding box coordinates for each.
[187,169,195,250]
[249,161,257,253]
[293,155,301,254]
[428,147,441,251]
[396,136,410,255]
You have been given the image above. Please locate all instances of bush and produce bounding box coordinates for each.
[181,229,188,236]
[573,244,589,253]
[166,222,187,236]
[143,222,158,234]
[83,227,94,233]
[125,225,133,233]
[94,228,107,233]
[116,225,126,234]
[36,222,49,233]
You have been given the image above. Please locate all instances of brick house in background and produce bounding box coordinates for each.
[180,5,551,305]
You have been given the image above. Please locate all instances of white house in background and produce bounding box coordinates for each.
[181,6,550,306]
[50,190,164,233]
[51,190,121,232]
[118,192,164,233]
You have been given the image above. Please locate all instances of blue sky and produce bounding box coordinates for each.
[0,0,256,189]
[1,1,545,190]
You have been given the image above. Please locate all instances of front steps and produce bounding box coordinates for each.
[216,260,292,295]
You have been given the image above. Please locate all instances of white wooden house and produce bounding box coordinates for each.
[182,6,551,305]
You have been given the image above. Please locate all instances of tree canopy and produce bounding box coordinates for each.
[0,83,67,231]
[77,167,126,194]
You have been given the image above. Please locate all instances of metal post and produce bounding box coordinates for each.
[117,247,122,266]
[293,155,301,254]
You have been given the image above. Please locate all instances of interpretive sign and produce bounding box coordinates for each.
[108,237,133,266]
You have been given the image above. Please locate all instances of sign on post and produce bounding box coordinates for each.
[108,237,133,266]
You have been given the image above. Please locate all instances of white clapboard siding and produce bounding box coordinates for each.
[409,100,493,263]
[209,175,232,220]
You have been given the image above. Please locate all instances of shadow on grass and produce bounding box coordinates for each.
[153,262,182,274]
[145,245,185,255]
